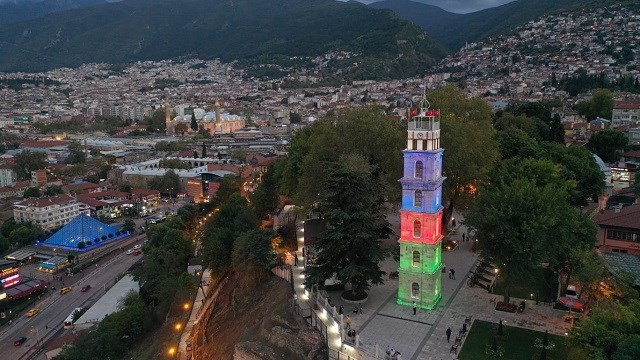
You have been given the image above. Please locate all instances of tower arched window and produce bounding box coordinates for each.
[414,190,423,207]
[412,251,420,267]
[412,283,420,299]
[415,161,423,179]
[413,220,421,238]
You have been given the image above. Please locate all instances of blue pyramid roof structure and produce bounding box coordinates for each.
[43,214,126,250]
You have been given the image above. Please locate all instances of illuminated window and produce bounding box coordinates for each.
[412,283,420,299]
[414,190,423,207]
[413,220,421,238]
[412,251,420,267]
[415,161,423,178]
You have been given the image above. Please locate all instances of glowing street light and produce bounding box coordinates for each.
[183,303,190,311]
[168,347,176,357]
[174,323,182,331]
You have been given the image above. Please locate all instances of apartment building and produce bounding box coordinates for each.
[13,194,90,230]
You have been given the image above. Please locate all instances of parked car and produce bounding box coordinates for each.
[133,250,142,256]
[14,337,27,346]
[126,249,134,255]
[133,244,141,250]
[81,285,92,292]
[26,308,39,317]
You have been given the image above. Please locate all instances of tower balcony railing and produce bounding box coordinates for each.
[408,119,440,131]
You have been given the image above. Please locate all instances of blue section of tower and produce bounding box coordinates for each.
[399,149,445,215]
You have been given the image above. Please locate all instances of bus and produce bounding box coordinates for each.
[64,308,83,329]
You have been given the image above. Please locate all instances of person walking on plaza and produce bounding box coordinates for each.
[462,232,466,242]
[448,269,452,279]
[345,315,352,330]
[451,268,456,280]
[359,303,364,315]
[294,252,298,266]
[412,301,417,315]
[446,327,452,343]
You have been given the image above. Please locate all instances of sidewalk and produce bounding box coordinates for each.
[177,269,213,360]
[293,220,349,358]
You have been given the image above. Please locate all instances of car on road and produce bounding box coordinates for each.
[81,285,92,292]
[26,308,39,317]
[442,239,459,251]
[14,337,27,346]
[126,249,134,255]
[60,287,72,295]
[133,250,142,256]
[133,244,141,250]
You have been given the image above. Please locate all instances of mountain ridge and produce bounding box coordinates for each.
[0,0,447,78]
[369,0,596,50]
[0,0,108,25]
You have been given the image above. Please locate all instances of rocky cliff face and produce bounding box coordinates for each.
[233,312,326,360]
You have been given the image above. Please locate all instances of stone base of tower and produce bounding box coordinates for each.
[397,270,442,309]
[396,240,443,310]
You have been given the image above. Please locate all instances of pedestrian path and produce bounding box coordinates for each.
[292,221,347,358]
[178,269,212,360]
[291,211,569,360]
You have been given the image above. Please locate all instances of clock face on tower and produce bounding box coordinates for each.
[417,132,424,139]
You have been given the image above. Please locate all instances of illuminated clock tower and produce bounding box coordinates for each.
[397,95,444,309]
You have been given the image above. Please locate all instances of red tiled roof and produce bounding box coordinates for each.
[15,194,75,207]
[76,196,105,207]
[19,140,69,148]
[592,205,640,230]
[621,150,640,159]
[615,101,640,110]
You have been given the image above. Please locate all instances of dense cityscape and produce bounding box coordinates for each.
[0,1,639,360]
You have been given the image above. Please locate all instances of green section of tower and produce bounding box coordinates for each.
[397,240,443,309]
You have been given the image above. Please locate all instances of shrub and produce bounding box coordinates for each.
[85,240,92,246]
[108,233,114,238]
[101,235,107,240]
[77,241,86,249]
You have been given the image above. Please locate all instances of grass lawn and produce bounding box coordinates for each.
[492,267,558,302]
[458,320,587,360]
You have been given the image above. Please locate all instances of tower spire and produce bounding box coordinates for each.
[164,98,172,135]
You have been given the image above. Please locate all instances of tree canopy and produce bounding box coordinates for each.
[281,106,405,208]
[587,129,629,163]
[427,85,501,222]
[575,88,614,121]
[14,150,47,180]
[148,170,181,196]
[305,160,390,295]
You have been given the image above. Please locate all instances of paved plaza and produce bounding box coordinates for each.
[291,210,570,359]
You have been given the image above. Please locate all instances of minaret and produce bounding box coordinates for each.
[214,99,222,125]
[397,94,444,309]
[164,98,172,135]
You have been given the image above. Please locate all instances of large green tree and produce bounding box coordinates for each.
[232,229,278,277]
[571,300,640,359]
[251,160,284,219]
[148,170,181,196]
[66,141,87,164]
[305,162,390,296]
[587,129,629,163]
[465,178,572,304]
[201,194,259,272]
[23,187,41,198]
[283,106,405,208]
[427,85,500,224]
[14,150,47,180]
[576,88,614,121]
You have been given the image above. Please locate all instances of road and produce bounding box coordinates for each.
[0,249,144,360]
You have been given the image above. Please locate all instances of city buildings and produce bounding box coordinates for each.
[13,194,90,231]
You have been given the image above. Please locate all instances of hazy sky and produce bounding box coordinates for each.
[358,0,517,13]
